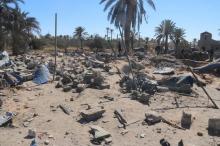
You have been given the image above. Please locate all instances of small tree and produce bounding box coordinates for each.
[171,27,186,55]
[73,26,88,49]
[155,19,176,53]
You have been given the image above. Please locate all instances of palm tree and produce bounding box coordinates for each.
[155,19,176,53]
[73,26,88,49]
[106,27,110,39]
[100,0,155,53]
[171,27,185,55]
[11,8,40,54]
[0,0,24,50]
[110,28,114,41]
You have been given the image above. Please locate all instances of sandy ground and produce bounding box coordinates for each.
[0,57,220,146]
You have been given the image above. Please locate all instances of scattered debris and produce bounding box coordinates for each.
[30,139,37,146]
[197,132,203,136]
[27,129,37,139]
[181,112,192,129]
[44,139,50,145]
[178,139,184,146]
[144,113,185,130]
[0,112,15,127]
[114,109,128,129]
[80,108,105,122]
[140,133,145,138]
[208,119,220,136]
[160,138,170,146]
[59,104,71,115]
[153,67,175,75]
[89,125,111,144]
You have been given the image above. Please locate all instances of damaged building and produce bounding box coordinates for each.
[198,32,220,58]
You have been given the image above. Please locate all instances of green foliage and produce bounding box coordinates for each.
[87,35,104,52]
[100,0,155,52]
[0,0,40,54]
[30,38,47,50]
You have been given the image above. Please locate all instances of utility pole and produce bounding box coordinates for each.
[53,13,57,81]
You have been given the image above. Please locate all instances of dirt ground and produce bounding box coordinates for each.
[0,55,220,146]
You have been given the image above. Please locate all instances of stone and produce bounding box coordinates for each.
[63,85,72,92]
[145,114,161,126]
[80,108,105,122]
[120,130,129,135]
[104,137,112,144]
[44,140,50,145]
[27,129,36,138]
[197,132,203,136]
[55,81,63,88]
[208,119,220,136]
[76,84,86,93]
[181,112,192,129]
[70,97,74,101]
[140,133,145,138]
[90,125,111,140]
[59,104,71,115]
[48,135,54,139]
[61,75,72,85]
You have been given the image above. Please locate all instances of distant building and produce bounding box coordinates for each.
[198,32,220,58]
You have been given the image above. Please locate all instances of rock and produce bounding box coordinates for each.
[104,137,112,144]
[178,140,184,146]
[138,93,151,105]
[59,104,71,115]
[197,132,203,136]
[0,112,14,127]
[70,97,74,101]
[120,130,129,135]
[27,129,36,138]
[61,75,72,85]
[44,140,50,145]
[63,85,72,92]
[80,108,105,122]
[160,138,170,146]
[145,114,161,126]
[140,133,145,138]
[181,112,192,129]
[76,84,87,93]
[55,81,63,88]
[90,125,111,140]
[208,119,220,136]
[48,135,54,139]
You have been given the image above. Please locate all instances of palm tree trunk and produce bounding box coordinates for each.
[80,39,83,49]
[165,35,168,53]
[124,26,131,55]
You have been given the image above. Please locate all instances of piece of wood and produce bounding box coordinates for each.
[114,109,127,129]
[161,117,185,130]
[179,54,219,109]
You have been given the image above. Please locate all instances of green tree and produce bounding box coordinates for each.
[100,0,155,54]
[11,8,40,54]
[171,27,185,54]
[73,26,88,49]
[155,19,176,53]
[0,0,24,50]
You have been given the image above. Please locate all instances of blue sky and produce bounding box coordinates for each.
[21,0,220,41]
